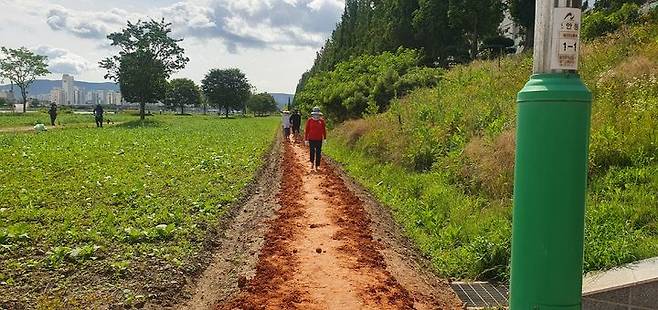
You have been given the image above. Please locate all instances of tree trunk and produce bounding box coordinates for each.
[525,23,535,51]
[181,105,184,115]
[140,103,145,120]
[225,105,229,118]
[21,88,27,113]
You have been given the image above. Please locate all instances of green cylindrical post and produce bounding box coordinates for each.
[510,74,592,309]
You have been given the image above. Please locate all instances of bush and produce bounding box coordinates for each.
[295,48,444,121]
[582,3,641,40]
[582,11,620,40]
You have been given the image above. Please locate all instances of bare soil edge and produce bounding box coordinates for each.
[324,157,465,309]
[145,131,284,310]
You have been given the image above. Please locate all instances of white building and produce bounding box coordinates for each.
[50,88,64,106]
[499,9,523,53]
[0,90,15,102]
[62,74,75,105]
[74,88,86,105]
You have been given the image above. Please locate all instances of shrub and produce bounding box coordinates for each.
[296,48,443,121]
[582,11,620,40]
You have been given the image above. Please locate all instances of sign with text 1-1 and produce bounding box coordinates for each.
[550,7,582,71]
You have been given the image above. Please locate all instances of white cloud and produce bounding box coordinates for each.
[40,1,343,51]
[0,0,346,92]
[45,5,139,39]
[34,46,92,75]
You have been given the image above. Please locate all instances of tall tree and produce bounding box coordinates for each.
[0,47,50,113]
[201,68,251,118]
[508,0,536,50]
[100,19,189,120]
[247,93,278,116]
[412,0,463,66]
[447,0,505,60]
[164,78,201,114]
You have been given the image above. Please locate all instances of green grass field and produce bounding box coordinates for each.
[0,111,137,129]
[0,115,279,306]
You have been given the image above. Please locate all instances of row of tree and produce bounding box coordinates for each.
[295,0,512,95]
[295,0,648,98]
[100,19,278,119]
[1,19,278,117]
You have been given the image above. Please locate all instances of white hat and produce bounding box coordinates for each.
[311,106,321,115]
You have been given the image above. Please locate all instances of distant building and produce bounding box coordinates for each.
[499,10,523,53]
[642,0,658,12]
[88,90,122,105]
[0,90,15,102]
[50,88,64,106]
[74,88,86,105]
[62,74,75,105]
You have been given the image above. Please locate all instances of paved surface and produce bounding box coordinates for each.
[582,257,658,309]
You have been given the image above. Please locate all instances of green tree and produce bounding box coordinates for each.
[0,97,8,108]
[164,78,201,114]
[595,0,644,11]
[201,68,251,118]
[247,93,278,116]
[0,47,50,113]
[100,19,189,120]
[447,0,505,60]
[508,0,536,49]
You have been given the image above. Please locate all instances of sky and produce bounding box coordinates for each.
[0,0,345,94]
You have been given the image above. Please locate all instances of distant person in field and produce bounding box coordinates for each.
[282,110,292,141]
[93,104,104,128]
[291,109,302,140]
[48,103,57,126]
[304,107,327,172]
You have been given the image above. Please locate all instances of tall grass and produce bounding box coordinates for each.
[327,20,658,281]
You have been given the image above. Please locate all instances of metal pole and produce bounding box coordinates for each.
[510,0,592,309]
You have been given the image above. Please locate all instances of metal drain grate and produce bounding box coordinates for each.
[451,281,509,309]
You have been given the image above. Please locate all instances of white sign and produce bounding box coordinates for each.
[550,8,582,71]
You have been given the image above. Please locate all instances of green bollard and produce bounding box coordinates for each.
[510,73,592,309]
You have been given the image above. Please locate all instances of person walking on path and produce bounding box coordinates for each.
[282,110,292,141]
[304,107,327,172]
[291,109,302,141]
[48,103,57,126]
[93,104,104,128]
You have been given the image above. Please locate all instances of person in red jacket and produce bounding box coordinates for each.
[304,106,327,172]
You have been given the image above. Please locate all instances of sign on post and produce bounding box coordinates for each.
[550,8,582,70]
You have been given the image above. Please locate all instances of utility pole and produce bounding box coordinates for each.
[510,0,592,309]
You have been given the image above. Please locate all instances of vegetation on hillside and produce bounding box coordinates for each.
[0,116,279,307]
[325,17,658,281]
[295,49,443,121]
[295,0,510,95]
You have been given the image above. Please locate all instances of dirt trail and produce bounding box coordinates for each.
[212,140,462,310]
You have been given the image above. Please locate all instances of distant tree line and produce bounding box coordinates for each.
[296,0,510,95]
[96,19,276,119]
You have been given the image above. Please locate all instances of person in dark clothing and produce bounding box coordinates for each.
[93,104,104,128]
[304,106,327,172]
[291,110,302,136]
[48,104,57,126]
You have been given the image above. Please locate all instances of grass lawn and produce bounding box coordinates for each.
[0,115,279,307]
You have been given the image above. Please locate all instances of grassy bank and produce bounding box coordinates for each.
[0,115,279,307]
[327,20,658,281]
